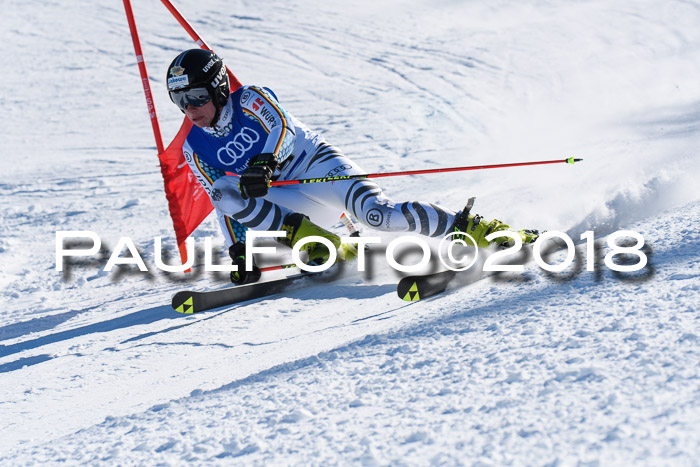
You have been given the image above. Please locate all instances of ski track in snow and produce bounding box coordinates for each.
[2,0,700,464]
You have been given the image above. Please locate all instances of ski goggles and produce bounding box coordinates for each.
[169,87,211,111]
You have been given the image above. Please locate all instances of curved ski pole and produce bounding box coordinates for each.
[268,157,583,186]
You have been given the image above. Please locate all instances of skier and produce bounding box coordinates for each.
[166,49,538,284]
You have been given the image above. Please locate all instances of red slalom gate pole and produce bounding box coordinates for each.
[159,0,243,90]
[160,0,209,48]
[270,157,583,187]
[123,0,165,154]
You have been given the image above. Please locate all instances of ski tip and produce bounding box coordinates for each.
[566,157,583,164]
[398,281,421,302]
[172,292,195,314]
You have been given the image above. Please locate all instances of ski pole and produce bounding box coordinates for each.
[270,157,582,186]
[260,263,299,273]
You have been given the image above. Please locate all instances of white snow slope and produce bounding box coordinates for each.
[2,0,700,465]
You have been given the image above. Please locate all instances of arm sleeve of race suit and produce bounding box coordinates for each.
[182,139,246,246]
[239,86,296,166]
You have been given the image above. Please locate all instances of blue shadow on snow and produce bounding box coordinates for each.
[0,305,178,366]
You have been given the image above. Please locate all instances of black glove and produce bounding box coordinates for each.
[228,243,261,285]
[239,153,278,199]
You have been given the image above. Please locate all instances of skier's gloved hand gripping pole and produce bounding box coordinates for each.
[239,153,278,199]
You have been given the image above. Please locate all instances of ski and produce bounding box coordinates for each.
[172,271,322,313]
[397,245,539,302]
[397,233,581,302]
[397,270,457,302]
[172,211,365,313]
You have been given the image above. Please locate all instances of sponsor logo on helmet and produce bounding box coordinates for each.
[202,57,217,73]
[211,66,227,88]
[212,188,223,202]
[168,75,189,90]
[169,65,185,76]
[216,127,260,166]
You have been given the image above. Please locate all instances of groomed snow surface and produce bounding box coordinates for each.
[2,0,700,465]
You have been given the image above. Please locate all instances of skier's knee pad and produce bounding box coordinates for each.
[355,194,405,232]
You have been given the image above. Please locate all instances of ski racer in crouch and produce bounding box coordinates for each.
[167,49,539,284]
